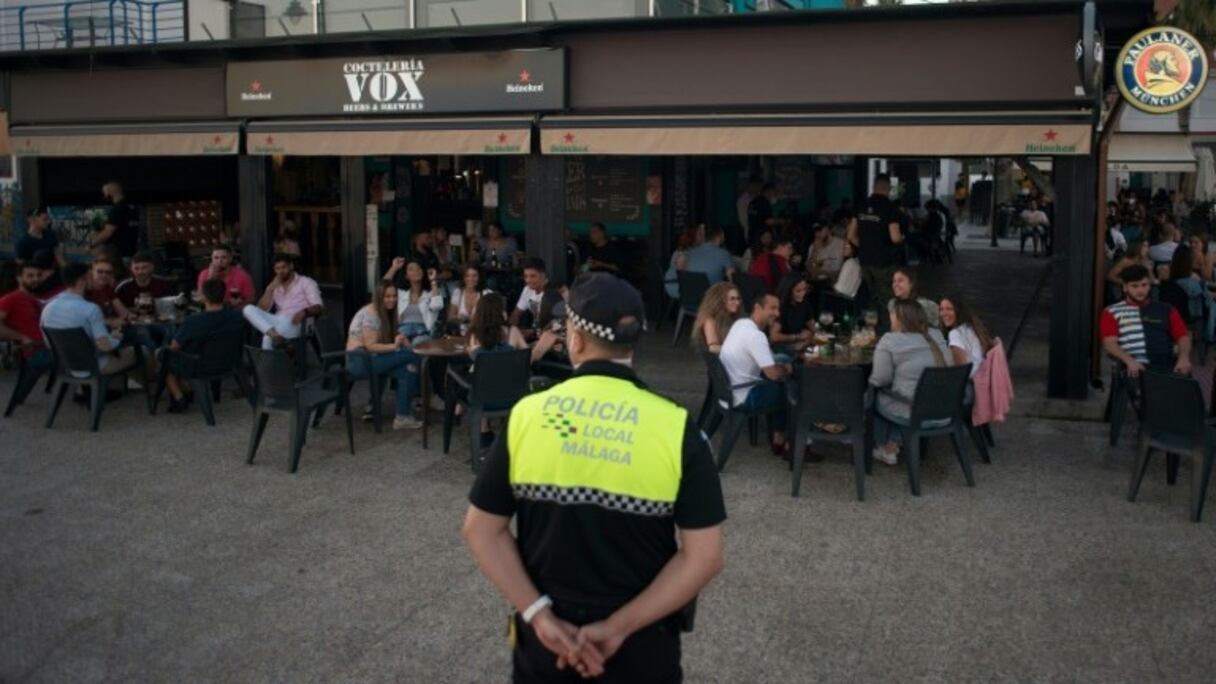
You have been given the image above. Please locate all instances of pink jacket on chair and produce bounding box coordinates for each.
[972,340,1013,426]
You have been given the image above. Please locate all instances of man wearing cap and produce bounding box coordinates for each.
[463,272,726,683]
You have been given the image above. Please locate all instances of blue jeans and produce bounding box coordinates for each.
[348,348,420,418]
[398,322,431,345]
[742,380,787,432]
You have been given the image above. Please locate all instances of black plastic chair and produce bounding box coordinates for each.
[43,327,139,432]
[1128,370,1216,522]
[3,344,52,418]
[1158,281,1208,366]
[885,364,975,496]
[672,271,711,347]
[731,271,768,310]
[1105,363,1138,447]
[654,258,678,332]
[701,351,780,472]
[787,365,872,500]
[442,348,533,473]
[311,316,391,434]
[244,346,354,474]
[152,324,250,425]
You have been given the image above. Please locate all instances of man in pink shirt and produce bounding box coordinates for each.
[243,253,324,349]
[197,245,254,306]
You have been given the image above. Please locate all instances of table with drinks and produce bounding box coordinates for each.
[799,308,880,368]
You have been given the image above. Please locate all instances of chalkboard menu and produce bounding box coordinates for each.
[504,157,528,222]
[565,157,645,223]
[774,158,811,200]
[671,157,691,231]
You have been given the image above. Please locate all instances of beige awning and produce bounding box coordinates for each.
[10,122,239,157]
[246,118,533,156]
[1107,134,1197,173]
[540,113,1092,156]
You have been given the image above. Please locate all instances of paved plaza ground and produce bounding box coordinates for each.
[3,248,1216,683]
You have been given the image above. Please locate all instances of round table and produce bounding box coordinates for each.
[413,337,471,449]
[801,345,875,368]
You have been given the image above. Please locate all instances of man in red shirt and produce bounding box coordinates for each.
[85,258,129,328]
[1099,264,1191,377]
[197,244,254,307]
[0,262,54,412]
[748,237,793,292]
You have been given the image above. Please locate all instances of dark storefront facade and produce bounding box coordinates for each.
[0,0,1157,399]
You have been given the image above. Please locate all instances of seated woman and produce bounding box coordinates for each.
[833,240,862,299]
[468,293,560,365]
[347,280,421,430]
[887,268,940,328]
[869,300,952,465]
[691,282,742,353]
[447,264,492,334]
[1167,243,1216,343]
[939,294,995,378]
[770,274,815,353]
[665,225,702,300]
[384,257,444,343]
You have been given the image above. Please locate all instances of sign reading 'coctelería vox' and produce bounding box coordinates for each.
[226,49,565,117]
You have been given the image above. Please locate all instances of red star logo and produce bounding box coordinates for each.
[24,138,31,147]
[497,133,508,144]
[266,136,275,145]
[519,70,531,83]
[213,135,222,144]
[563,133,575,144]
[1043,129,1059,142]
[251,80,262,92]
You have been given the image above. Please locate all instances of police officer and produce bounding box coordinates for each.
[847,173,905,313]
[463,272,726,683]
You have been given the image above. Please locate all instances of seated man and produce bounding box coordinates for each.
[718,293,791,456]
[0,262,53,408]
[117,251,176,317]
[1100,264,1192,379]
[163,278,246,413]
[510,258,550,336]
[243,253,324,350]
[684,226,736,285]
[30,249,65,301]
[584,221,626,274]
[85,258,130,329]
[198,244,254,307]
[40,262,138,377]
[749,237,793,293]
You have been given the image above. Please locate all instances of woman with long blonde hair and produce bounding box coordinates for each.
[691,282,742,353]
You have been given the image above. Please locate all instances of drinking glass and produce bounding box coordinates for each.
[818,311,835,330]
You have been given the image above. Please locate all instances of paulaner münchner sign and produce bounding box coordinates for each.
[226,49,565,117]
[1116,26,1209,115]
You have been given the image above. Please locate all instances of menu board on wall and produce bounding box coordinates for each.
[565,157,644,224]
[671,157,691,232]
[774,158,811,200]
[504,157,528,223]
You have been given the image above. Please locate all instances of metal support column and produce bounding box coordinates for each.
[524,154,566,287]
[340,156,368,324]
[238,155,271,289]
[1047,154,1097,399]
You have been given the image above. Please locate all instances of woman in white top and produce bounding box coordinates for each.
[448,264,493,329]
[833,240,862,298]
[346,280,421,430]
[938,294,994,378]
[384,257,444,342]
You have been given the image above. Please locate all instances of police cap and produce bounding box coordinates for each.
[567,272,646,345]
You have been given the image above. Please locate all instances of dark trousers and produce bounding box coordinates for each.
[742,380,787,432]
[862,265,894,315]
[513,602,682,684]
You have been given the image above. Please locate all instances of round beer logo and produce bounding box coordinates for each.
[1117,26,1209,114]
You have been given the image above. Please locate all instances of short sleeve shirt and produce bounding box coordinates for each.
[0,289,44,351]
[684,244,734,284]
[469,361,726,606]
[515,286,545,313]
[86,286,120,319]
[856,194,900,268]
[948,324,985,378]
[103,201,138,258]
[16,230,58,263]
[347,306,382,344]
[197,266,255,304]
[719,318,776,405]
[116,276,176,310]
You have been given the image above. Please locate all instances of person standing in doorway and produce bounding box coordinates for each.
[91,181,138,261]
[848,174,904,312]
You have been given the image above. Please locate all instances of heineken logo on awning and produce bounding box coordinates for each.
[1116,26,1209,114]
[1024,129,1077,154]
[549,132,589,154]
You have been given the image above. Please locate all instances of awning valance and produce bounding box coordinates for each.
[540,113,1092,156]
[245,117,533,156]
[10,122,239,157]
[1107,134,1197,173]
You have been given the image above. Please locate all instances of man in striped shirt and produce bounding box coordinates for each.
[1099,264,1192,377]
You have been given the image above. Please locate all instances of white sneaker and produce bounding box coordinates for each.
[872,446,898,466]
[393,416,423,430]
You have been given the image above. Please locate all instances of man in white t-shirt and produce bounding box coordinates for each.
[511,257,549,340]
[719,293,791,455]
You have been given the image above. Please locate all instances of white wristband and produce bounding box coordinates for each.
[521,595,553,624]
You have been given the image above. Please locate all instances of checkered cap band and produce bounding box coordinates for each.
[568,310,616,342]
[513,484,674,517]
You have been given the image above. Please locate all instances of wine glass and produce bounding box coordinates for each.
[818,311,835,331]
